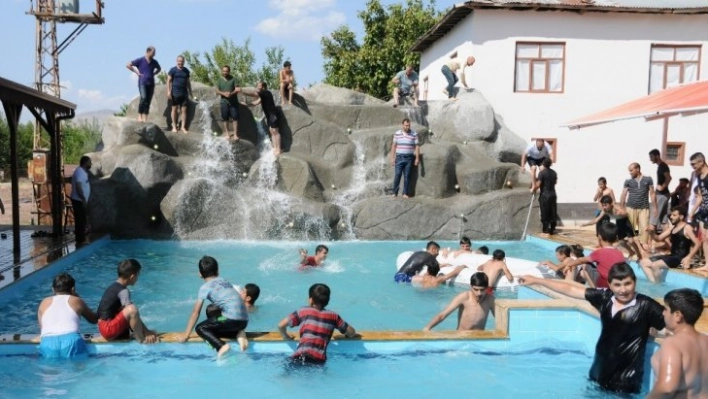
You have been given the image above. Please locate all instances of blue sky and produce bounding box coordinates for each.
[1,0,457,114]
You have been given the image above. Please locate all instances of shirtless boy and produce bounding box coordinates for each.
[477,249,514,288]
[647,288,708,399]
[279,61,295,105]
[411,263,467,289]
[582,195,642,259]
[422,272,495,331]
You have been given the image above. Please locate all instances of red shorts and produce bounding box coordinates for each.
[486,287,494,296]
[98,312,129,340]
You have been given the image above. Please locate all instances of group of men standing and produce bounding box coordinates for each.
[126,46,297,156]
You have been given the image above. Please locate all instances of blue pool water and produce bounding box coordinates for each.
[0,342,641,398]
[0,239,694,335]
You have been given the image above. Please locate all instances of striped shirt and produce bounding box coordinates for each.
[288,307,349,362]
[393,129,419,155]
[624,175,653,209]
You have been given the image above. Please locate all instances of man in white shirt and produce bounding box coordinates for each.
[520,139,553,189]
[70,156,92,244]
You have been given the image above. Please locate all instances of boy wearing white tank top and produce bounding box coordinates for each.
[37,273,98,358]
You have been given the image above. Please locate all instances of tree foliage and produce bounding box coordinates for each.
[183,37,289,90]
[0,113,102,170]
[321,0,443,98]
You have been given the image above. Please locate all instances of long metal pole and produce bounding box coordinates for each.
[3,102,23,261]
[521,193,535,241]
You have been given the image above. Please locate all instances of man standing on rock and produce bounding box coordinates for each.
[244,81,282,156]
[390,118,420,198]
[649,149,672,233]
[215,65,241,142]
[441,56,475,100]
[167,55,193,133]
[532,158,558,236]
[392,65,419,108]
[620,162,656,247]
[70,156,92,244]
[126,46,161,122]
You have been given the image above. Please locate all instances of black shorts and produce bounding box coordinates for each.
[266,113,279,129]
[171,94,188,107]
[616,217,635,240]
[527,157,545,167]
[397,88,411,97]
[220,102,239,121]
[650,255,682,268]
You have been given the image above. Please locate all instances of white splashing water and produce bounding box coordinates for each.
[332,136,388,239]
[191,101,238,183]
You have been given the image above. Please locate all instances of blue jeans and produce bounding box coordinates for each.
[138,84,155,115]
[392,154,415,196]
[441,65,458,98]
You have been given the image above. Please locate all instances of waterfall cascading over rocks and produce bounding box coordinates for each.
[84,82,540,240]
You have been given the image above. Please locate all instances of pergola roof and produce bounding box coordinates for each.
[0,76,76,117]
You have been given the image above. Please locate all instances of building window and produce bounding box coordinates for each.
[665,142,685,166]
[515,42,565,93]
[649,45,701,93]
[531,138,558,162]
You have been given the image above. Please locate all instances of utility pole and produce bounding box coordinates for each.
[27,0,104,227]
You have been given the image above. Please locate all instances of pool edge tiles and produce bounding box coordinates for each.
[0,299,601,349]
[0,236,111,295]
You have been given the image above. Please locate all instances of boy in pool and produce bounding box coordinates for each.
[423,272,495,331]
[37,272,98,358]
[241,283,260,312]
[278,283,357,365]
[178,256,249,357]
[520,263,665,394]
[411,263,467,288]
[477,249,514,289]
[97,259,159,344]
[298,244,328,270]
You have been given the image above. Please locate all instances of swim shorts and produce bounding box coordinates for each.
[394,272,413,284]
[39,332,87,358]
[220,102,239,121]
[171,94,188,107]
[98,312,130,341]
[649,255,682,269]
[526,157,545,167]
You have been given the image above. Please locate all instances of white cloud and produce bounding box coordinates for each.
[255,0,345,41]
[75,89,130,112]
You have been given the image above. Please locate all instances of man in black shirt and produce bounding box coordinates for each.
[244,81,282,156]
[395,241,446,283]
[533,157,557,235]
[520,263,665,394]
[649,149,672,233]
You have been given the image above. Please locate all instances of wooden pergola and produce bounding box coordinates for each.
[0,76,76,261]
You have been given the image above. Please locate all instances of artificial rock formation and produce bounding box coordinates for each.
[84,82,539,240]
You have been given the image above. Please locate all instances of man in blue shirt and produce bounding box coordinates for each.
[126,46,161,122]
[392,65,419,107]
[167,55,193,133]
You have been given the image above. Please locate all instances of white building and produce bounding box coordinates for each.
[412,0,708,204]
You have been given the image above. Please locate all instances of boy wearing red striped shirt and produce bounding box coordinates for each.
[278,283,357,364]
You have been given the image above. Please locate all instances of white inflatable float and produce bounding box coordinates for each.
[395,251,549,288]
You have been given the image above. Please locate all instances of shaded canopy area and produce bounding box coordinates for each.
[0,76,75,261]
[563,80,708,129]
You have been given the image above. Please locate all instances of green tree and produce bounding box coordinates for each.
[0,113,35,171]
[183,37,288,90]
[321,0,443,98]
[62,119,102,164]
[114,103,129,117]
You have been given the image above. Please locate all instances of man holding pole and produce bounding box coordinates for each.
[532,158,557,236]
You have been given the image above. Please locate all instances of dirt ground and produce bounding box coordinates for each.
[0,178,38,226]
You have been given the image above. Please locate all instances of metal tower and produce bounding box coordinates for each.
[28,0,104,226]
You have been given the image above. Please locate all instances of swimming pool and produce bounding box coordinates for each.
[0,339,646,398]
[0,238,700,335]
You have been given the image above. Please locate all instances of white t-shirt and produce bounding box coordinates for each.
[70,166,90,203]
[525,142,553,159]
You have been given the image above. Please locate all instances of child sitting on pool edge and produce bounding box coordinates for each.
[278,283,357,365]
[205,304,248,350]
[298,245,329,270]
[178,256,249,357]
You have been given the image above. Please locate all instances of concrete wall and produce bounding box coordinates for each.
[419,9,708,202]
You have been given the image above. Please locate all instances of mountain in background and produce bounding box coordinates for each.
[73,109,116,126]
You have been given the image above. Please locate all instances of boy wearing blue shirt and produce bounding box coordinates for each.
[178,256,248,357]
